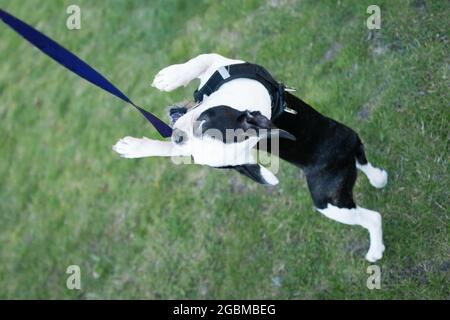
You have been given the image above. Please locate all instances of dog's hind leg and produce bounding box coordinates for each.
[355,140,388,189]
[316,204,385,262]
[152,53,243,92]
[315,204,385,263]
[308,162,385,262]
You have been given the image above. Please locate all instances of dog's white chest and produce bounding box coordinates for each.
[198,78,272,119]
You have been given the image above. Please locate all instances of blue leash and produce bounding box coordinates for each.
[0,8,173,138]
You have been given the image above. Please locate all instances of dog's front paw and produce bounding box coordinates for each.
[152,64,192,92]
[113,136,149,158]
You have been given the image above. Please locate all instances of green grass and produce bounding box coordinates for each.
[0,0,448,299]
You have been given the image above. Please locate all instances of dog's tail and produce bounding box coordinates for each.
[355,138,369,166]
[355,138,388,189]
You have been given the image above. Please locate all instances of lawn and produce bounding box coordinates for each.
[0,0,448,299]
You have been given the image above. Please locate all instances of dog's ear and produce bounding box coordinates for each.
[240,111,296,141]
[231,163,279,185]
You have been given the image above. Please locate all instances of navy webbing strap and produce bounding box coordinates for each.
[193,62,287,119]
[0,9,173,138]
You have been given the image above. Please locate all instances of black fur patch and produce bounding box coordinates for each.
[219,164,273,185]
[195,105,254,143]
[257,92,367,209]
[195,105,294,143]
[203,95,369,211]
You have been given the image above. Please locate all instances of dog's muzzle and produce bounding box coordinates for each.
[172,128,188,145]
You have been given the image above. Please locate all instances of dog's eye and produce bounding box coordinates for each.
[172,129,187,145]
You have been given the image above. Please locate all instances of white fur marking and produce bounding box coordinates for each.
[149,54,273,167]
[317,204,385,262]
[259,165,279,185]
[356,162,388,188]
[112,136,189,158]
[151,63,194,92]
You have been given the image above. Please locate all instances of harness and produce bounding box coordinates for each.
[193,62,292,120]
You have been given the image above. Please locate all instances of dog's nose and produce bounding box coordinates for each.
[172,129,187,145]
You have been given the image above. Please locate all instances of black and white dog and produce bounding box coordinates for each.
[113,53,387,262]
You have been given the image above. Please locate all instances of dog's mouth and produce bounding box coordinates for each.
[168,101,199,127]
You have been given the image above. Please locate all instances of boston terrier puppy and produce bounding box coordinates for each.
[113,53,387,262]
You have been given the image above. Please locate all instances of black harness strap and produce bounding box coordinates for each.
[193,62,287,120]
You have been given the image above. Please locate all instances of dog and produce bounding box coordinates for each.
[113,53,387,262]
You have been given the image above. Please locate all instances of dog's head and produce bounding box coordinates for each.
[170,105,295,185]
